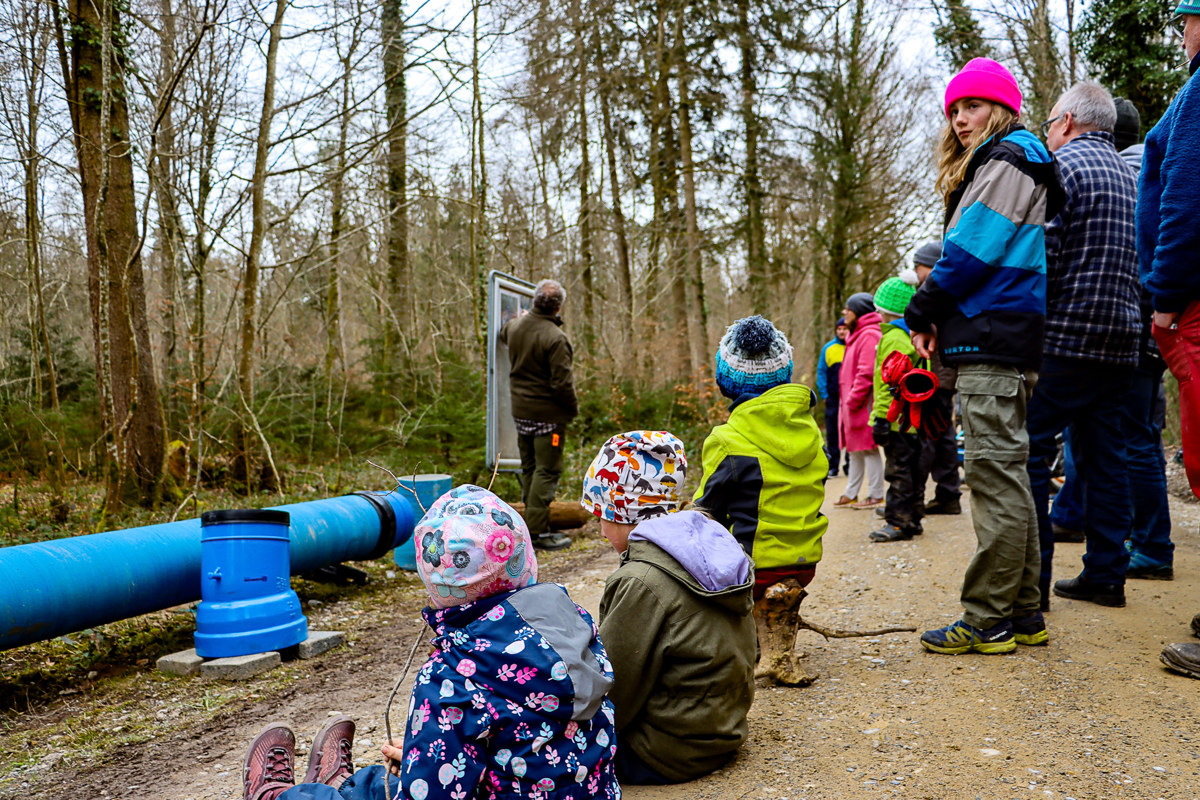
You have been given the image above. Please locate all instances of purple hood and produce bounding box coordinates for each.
[629,510,752,591]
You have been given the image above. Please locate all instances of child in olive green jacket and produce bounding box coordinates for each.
[694,316,828,686]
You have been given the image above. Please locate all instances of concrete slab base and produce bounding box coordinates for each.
[156,648,205,677]
[156,630,345,679]
[200,651,281,680]
[298,630,344,659]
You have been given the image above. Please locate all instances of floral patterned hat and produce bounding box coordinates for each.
[581,431,687,524]
[414,484,538,609]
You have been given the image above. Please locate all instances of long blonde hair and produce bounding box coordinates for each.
[935,102,1018,205]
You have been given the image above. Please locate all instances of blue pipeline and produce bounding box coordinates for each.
[0,490,416,652]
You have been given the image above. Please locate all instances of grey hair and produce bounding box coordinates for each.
[1058,82,1117,133]
[533,279,566,314]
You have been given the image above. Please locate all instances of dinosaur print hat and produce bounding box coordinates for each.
[414,484,539,609]
[581,431,687,524]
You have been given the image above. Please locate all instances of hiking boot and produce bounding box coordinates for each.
[851,496,884,509]
[1012,611,1048,646]
[826,468,839,479]
[833,495,857,507]
[869,523,914,543]
[1051,523,1085,543]
[921,619,1015,655]
[243,723,296,800]
[1192,612,1200,639]
[1126,551,1174,581]
[532,532,572,551]
[1160,642,1200,680]
[1053,574,1126,607]
[304,715,355,787]
[924,496,962,515]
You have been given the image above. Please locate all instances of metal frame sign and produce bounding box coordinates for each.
[486,270,536,471]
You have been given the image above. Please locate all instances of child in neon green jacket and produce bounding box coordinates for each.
[869,271,926,543]
[695,316,828,687]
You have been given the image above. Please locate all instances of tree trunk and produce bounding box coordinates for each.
[236,0,288,493]
[738,0,767,314]
[574,0,595,353]
[674,1,709,378]
[598,67,635,370]
[382,0,408,401]
[59,0,165,510]
[471,0,489,360]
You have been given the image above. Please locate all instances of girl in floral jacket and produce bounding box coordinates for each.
[240,486,620,800]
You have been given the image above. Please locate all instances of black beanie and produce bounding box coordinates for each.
[845,292,876,317]
[1113,98,1140,151]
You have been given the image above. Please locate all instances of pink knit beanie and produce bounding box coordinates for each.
[944,58,1022,118]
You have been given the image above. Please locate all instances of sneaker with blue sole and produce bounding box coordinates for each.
[1126,550,1174,581]
[920,619,1015,655]
[1012,611,1048,646]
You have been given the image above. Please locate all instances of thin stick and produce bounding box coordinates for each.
[486,450,502,492]
[366,459,427,513]
[383,625,428,800]
[798,616,916,640]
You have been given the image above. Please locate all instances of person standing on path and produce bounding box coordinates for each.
[497,279,577,550]
[835,293,885,509]
[911,240,963,516]
[1137,2,1200,679]
[1025,82,1141,610]
[907,58,1063,655]
[817,319,849,478]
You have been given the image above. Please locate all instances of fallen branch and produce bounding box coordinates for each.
[798,617,916,639]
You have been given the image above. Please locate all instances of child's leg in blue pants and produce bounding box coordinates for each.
[278,765,399,800]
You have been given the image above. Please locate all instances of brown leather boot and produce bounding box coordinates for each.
[753,580,816,687]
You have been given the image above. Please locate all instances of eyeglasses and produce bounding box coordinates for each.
[1040,115,1063,136]
[1169,14,1185,38]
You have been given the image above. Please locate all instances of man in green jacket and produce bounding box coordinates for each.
[498,279,577,549]
[582,431,756,784]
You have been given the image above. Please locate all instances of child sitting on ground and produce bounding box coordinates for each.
[869,270,927,543]
[693,316,829,686]
[582,430,756,784]
[240,485,620,800]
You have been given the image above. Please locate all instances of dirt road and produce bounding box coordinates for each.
[5,480,1200,799]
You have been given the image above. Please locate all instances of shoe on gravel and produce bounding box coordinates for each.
[1012,611,1048,646]
[924,496,962,515]
[532,532,573,550]
[851,496,884,509]
[869,523,914,543]
[1160,642,1200,679]
[1192,612,1200,639]
[875,507,886,518]
[1053,574,1126,607]
[1126,551,1174,581]
[1051,523,1085,543]
[243,723,296,800]
[304,714,355,787]
[921,619,1015,655]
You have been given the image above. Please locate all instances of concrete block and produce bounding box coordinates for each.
[200,651,281,680]
[298,630,345,659]
[157,648,205,677]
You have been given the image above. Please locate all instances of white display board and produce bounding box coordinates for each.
[486,271,536,471]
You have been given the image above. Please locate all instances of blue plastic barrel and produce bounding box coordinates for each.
[195,509,307,658]
[394,474,453,571]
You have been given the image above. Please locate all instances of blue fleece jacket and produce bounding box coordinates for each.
[1138,53,1200,313]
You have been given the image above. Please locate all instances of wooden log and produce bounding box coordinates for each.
[508,501,592,531]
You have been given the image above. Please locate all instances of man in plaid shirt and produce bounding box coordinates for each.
[1025,82,1141,609]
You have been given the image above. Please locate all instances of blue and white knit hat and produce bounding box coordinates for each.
[714,316,793,400]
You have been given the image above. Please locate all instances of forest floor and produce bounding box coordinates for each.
[4,476,1200,800]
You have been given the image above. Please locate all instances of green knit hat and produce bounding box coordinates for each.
[1177,0,1200,13]
[874,269,920,316]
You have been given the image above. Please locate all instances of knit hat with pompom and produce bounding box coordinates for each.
[714,316,794,400]
[874,269,921,316]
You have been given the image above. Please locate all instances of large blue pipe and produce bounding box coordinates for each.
[0,490,416,652]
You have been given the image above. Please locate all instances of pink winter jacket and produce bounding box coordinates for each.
[838,311,882,452]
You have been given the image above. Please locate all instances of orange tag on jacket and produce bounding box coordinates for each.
[552,433,561,447]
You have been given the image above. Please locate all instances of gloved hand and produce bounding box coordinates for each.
[873,418,891,447]
[919,390,953,439]
[881,350,913,387]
